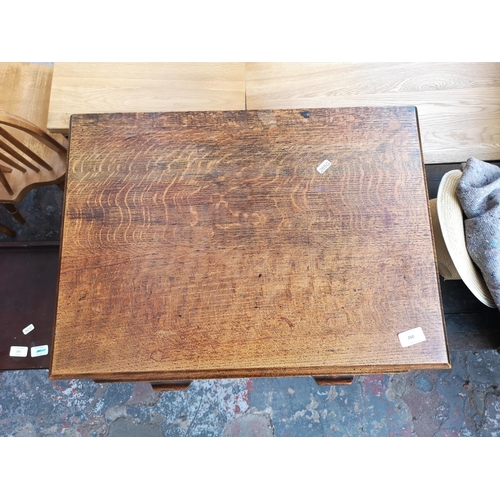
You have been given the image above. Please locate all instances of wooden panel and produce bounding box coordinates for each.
[0,242,59,370]
[0,63,53,128]
[47,63,246,134]
[246,63,500,164]
[51,107,449,382]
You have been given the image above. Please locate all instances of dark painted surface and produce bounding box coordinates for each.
[0,242,59,370]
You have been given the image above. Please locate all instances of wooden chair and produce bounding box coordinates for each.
[0,111,68,236]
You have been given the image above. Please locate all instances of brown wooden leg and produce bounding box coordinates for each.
[150,381,192,392]
[0,222,15,237]
[4,203,25,225]
[313,376,354,386]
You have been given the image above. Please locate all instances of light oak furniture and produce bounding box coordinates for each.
[47,63,246,134]
[47,62,500,165]
[246,63,500,165]
[50,107,450,387]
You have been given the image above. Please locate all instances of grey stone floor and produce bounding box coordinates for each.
[1,350,500,436]
[1,185,500,436]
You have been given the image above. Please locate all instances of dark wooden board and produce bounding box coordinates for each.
[51,108,449,381]
[0,241,59,370]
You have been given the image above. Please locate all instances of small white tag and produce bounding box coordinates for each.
[316,160,332,174]
[23,324,35,335]
[398,327,426,347]
[31,345,49,357]
[10,346,28,357]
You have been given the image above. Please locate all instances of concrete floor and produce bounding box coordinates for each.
[1,185,500,437]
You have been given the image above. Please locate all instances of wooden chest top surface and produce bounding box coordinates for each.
[50,107,449,381]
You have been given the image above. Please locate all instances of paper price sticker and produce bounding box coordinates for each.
[31,345,49,357]
[316,160,332,174]
[398,327,426,347]
[10,346,28,357]
[23,324,34,335]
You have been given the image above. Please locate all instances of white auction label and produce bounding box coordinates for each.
[316,160,332,174]
[398,327,426,347]
[10,346,28,357]
[22,324,34,335]
[31,345,49,357]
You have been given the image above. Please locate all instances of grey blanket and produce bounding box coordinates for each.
[456,158,500,310]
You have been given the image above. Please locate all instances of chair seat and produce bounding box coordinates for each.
[0,112,68,204]
[0,121,67,203]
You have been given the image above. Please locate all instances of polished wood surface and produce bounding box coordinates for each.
[50,107,449,382]
[246,62,500,164]
[47,63,246,133]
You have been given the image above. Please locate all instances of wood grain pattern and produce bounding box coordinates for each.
[0,63,53,129]
[47,63,246,133]
[50,107,449,382]
[246,63,500,164]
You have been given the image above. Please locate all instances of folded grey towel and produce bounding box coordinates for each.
[456,158,500,310]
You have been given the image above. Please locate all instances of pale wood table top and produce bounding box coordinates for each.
[50,107,449,383]
[246,63,500,165]
[47,63,500,165]
[47,63,246,133]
